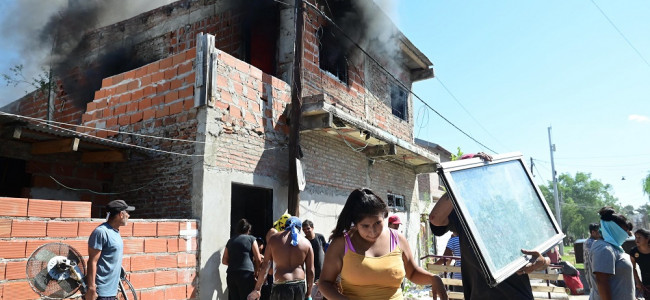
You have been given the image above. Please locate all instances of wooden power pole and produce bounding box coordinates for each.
[287,0,304,216]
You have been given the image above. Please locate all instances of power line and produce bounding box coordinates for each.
[435,77,506,151]
[589,0,650,69]
[302,0,498,154]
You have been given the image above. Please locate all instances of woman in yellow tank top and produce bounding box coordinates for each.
[318,188,448,300]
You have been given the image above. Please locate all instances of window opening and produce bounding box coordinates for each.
[390,84,408,120]
[318,25,348,84]
[387,193,406,211]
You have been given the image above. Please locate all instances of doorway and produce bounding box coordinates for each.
[230,184,273,241]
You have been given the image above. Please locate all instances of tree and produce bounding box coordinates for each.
[643,172,650,200]
[540,172,620,241]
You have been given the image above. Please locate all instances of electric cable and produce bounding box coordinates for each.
[301,0,498,154]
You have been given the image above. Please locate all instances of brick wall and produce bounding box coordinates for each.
[0,197,199,300]
[77,47,199,218]
[301,0,414,141]
[205,50,292,177]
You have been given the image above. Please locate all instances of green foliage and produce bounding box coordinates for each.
[644,172,650,200]
[450,147,464,161]
[1,64,54,95]
[540,172,620,241]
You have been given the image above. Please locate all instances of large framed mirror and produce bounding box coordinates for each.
[438,152,564,286]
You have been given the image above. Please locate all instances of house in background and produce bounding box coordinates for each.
[0,1,440,298]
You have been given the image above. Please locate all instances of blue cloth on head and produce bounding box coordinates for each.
[285,216,302,246]
[600,220,629,252]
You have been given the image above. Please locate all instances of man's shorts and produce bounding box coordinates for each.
[270,279,306,300]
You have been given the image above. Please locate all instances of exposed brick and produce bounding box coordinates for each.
[0,197,28,217]
[155,269,178,286]
[121,222,133,237]
[178,61,193,74]
[167,238,179,253]
[177,253,196,267]
[78,221,103,237]
[160,56,174,69]
[5,260,27,280]
[95,89,106,99]
[165,68,178,80]
[129,272,155,289]
[130,255,156,271]
[156,254,178,269]
[130,111,144,123]
[0,261,5,280]
[67,239,89,256]
[12,220,46,237]
[119,114,130,126]
[147,61,160,74]
[187,283,197,299]
[145,239,168,253]
[169,101,184,115]
[143,108,156,120]
[133,222,157,237]
[157,222,179,236]
[177,269,196,284]
[0,219,11,237]
[25,240,59,257]
[101,77,112,88]
[184,99,194,111]
[27,199,61,218]
[179,86,194,99]
[120,93,132,103]
[165,285,187,300]
[3,281,39,299]
[87,101,97,112]
[170,79,183,90]
[172,52,186,65]
[165,90,179,104]
[123,70,136,80]
[47,221,79,237]
[157,82,171,93]
[138,97,152,110]
[127,101,139,113]
[115,104,127,115]
[0,240,27,259]
[155,106,170,118]
[179,238,197,252]
[123,256,131,271]
[124,238,145,254]
[60,201,91,218]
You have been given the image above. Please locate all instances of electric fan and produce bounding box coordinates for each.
[26,242,87,299]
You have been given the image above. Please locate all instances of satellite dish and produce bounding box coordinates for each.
[296,158,306,191]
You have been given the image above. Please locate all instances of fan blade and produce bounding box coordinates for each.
[33,248,58,263]
[67,248,81,263]
[58,277,79,293]
[32,268,51,292]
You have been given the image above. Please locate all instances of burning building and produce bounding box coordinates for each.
[0,0,439,298]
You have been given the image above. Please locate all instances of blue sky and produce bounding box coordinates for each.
[0,1,648,209]
[393,1,650,209]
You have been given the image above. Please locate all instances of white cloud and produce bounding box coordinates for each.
[628,114,650,123]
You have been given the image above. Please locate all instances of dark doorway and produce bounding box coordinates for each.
[230,184,273,242]
[0,157,30,197]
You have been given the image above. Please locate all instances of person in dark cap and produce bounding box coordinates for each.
[248,216,314,300]
[85,200,135,300]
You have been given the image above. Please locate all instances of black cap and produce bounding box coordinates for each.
[106,200,135,213]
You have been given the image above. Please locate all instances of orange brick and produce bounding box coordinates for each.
[5,260,27,280]
[124,238,145,254]
[167,238,179,253]
[121,222,134,237]
[179,86,194,99]
[164,90,179,103]
[165,284,187,300]
[179,238,197,252]
[177,269,196,284]
[11,220,46,237]
[67,239,89,256]
[25,240,58,257]
[133,222,157,237]
[177,253,196,268]
[155,269,178,286]
[156,254,178,269]
[130,255,156,271]
[0,219,11,237]
[130,111,144,123]
[187,283,197,298]
[27,199,61,218]
[140,287,164,300]
[61,201,92,218]
[157,222,179,236]
[0,197,28,217]
[160,56,174,69]
[143,108,156,120]
[129,272,155,289]
[78,221,103,237]
[169,101,184,115]
[0,261,5,280]
[145,239,168,253]
[47,221,79,237]
[3,281,39,299]
[123,256,131,271]
[0,240,27,259]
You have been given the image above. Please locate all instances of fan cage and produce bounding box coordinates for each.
[26,242,87,299]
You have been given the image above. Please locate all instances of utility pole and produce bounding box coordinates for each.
[548,126,564,255]
[287,0,304,216]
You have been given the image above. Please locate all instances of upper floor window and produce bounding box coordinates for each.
[317,25,348,84]
[390,84,408,120]
[387,193,406,211]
